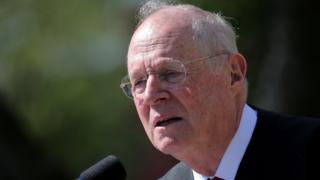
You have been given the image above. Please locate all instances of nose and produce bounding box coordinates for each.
[142,75,169,105]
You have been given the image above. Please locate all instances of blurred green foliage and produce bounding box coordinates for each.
[0,0,146,178]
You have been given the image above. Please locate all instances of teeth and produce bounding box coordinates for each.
[156,117,182,126]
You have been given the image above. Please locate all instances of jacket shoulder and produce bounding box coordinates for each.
[236,107,320,179]
[159,162,193,180]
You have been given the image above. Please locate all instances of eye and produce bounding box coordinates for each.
[134,78,147,87]
[161,70,185,83]
[131,78,146,94]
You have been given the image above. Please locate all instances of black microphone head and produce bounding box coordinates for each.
[79,155,126,180]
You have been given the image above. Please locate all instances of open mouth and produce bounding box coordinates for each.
[156,117,183,127]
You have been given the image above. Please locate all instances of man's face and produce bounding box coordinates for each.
[127,11,237,158]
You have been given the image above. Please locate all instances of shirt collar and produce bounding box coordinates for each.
[192,104,257,180]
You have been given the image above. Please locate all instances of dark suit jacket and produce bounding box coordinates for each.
[159,108,320,180]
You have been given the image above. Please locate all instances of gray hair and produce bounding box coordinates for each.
[136,0,238,54]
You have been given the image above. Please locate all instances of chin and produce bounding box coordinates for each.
[153,137,181,155]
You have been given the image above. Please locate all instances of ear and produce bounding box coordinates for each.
[229,53,247,91]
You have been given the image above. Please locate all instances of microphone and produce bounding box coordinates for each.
[78,155,126,180]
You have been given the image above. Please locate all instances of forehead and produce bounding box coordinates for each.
[127,9,202,71]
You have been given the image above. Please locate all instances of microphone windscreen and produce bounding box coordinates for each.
[78,155,126,180]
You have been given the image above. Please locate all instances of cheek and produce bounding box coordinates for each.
[135,104,153,137]
[134,100,149,126]
[185,73,231,117]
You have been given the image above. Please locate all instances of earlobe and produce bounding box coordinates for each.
[230,53,247,87]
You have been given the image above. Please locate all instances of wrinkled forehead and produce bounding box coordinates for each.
[127,34,198,77]
[127,11,200,73]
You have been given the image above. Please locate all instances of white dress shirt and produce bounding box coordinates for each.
[192,104,257,180]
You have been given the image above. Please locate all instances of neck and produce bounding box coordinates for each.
[173,134,232,176]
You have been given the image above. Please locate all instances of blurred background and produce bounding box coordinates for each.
[0,0,319,179]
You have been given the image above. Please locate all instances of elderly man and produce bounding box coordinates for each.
[120,1,320,179]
